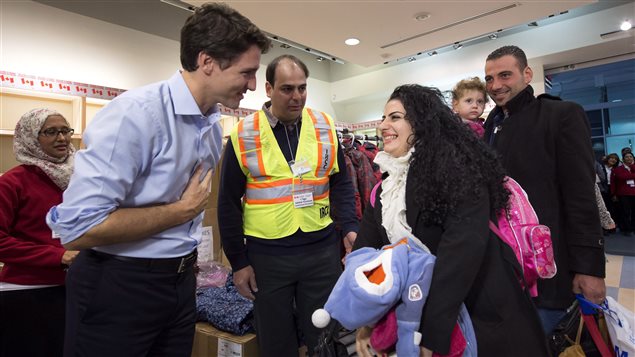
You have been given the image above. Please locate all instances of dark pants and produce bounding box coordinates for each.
[64,250,197,357]
[0,285,66,357]
[619,195,635,233]
[248,241,342,357]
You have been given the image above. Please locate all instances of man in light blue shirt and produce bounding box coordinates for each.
[46,4,270,356]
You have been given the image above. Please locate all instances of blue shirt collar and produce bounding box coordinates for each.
[168,70,220,119]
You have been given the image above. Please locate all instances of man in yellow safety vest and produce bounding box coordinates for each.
[218,54,358,356]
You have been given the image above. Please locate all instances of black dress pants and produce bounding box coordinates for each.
[0,285,66,357]
[248,241,342,357]
[63,250,197,357]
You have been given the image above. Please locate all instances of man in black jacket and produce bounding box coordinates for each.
[483,45,606,334]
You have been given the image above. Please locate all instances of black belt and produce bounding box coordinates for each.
[89,249,197,274]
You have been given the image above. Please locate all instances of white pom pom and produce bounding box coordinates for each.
[312,308,331,328]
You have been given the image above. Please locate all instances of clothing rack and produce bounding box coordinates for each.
[354,134,382,142]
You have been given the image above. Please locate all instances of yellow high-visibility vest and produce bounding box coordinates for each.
[230,107,339,239]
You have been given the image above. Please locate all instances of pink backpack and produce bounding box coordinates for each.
[369,177,557,297]
[489,176,557,297]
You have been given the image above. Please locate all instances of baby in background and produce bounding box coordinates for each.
[451,77,489,138]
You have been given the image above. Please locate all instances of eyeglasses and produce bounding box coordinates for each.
[39,128,75,137]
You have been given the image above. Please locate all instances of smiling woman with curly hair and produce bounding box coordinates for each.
[353,84,548,357]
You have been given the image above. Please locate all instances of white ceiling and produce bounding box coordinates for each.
[219,0,593,67]
[33,0,627,68]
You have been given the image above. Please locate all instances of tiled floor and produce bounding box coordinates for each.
[605,254,635,313]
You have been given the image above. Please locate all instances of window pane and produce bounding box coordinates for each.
[607,104,635,135]
[585,110,604,137]
[591,137,605,160]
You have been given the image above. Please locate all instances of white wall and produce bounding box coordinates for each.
[0,1,336,116]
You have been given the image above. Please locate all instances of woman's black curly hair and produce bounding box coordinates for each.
[387,84,509,225]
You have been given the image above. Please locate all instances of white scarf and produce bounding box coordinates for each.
[373,148,429,252]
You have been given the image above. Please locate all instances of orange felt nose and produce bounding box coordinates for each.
[365,265,386,285]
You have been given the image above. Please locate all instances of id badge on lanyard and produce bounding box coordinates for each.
[290,158,314,208]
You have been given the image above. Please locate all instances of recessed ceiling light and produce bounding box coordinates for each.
[621,20,632,31]
[414,12,431,21]
[345,38,360,46]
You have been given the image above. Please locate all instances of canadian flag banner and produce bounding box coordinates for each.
[0,71,125,99]
[0,71,383,129]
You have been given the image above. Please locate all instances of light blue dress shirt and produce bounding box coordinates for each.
[47,71,223,258]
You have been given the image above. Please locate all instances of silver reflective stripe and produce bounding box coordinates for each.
[310,110,334,177]
[245,182,330,203]
[246,185,292,201]
[313,182,329,196]
[238,115,265,179]
[311,111,332,144]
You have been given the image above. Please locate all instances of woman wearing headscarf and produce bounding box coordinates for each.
[0,108,79,357]
[353,85,547,356]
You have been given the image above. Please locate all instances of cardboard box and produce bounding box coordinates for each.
[191,322,258,357]
[205,149,225,210]
[201,207,222,262]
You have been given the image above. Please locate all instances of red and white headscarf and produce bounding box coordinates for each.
[13,108,76,189]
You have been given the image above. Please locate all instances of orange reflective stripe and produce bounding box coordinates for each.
[245,196,293,205]
[245,191,330,205]
[323,138,336,176]
[313,191,330,201]
[253,113,268,180]
[307,109,337,177]
[237,120,249,169]
[246,177,328,189]
[238,112,269,181]
[308,109,325,176]
[247,178,293,189]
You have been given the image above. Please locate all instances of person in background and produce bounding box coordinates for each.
[46,4,270,356]
[483,45,605,335]
[620,147,632,163]
[354,85,547,357]
[0,108,79,357]
[612,152,635,236]
[598,153,620,233]
[218,55,358,356]
[595,175,616,232]
[451,76,489,138]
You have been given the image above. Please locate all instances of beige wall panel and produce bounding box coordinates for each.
[0,136,19,173]
[0,90,79,130]
[85,99,109,131]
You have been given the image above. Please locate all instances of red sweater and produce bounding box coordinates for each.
[0,165,66,285]
[611,164,635,196]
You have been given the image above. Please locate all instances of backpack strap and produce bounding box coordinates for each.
[370,180,382,208]
[489,220,532,296]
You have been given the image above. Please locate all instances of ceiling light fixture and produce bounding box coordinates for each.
[160,0,345,64]
[488,33,498,40]
[268,35,344,64]
[316,57,325,62]
[414,12,431,21]
[453,42,463,50]
[345,38,360,46]
[160,0,196,11]
[427,51,438,56]
[621,20,632,31]
[407,57,417,62]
